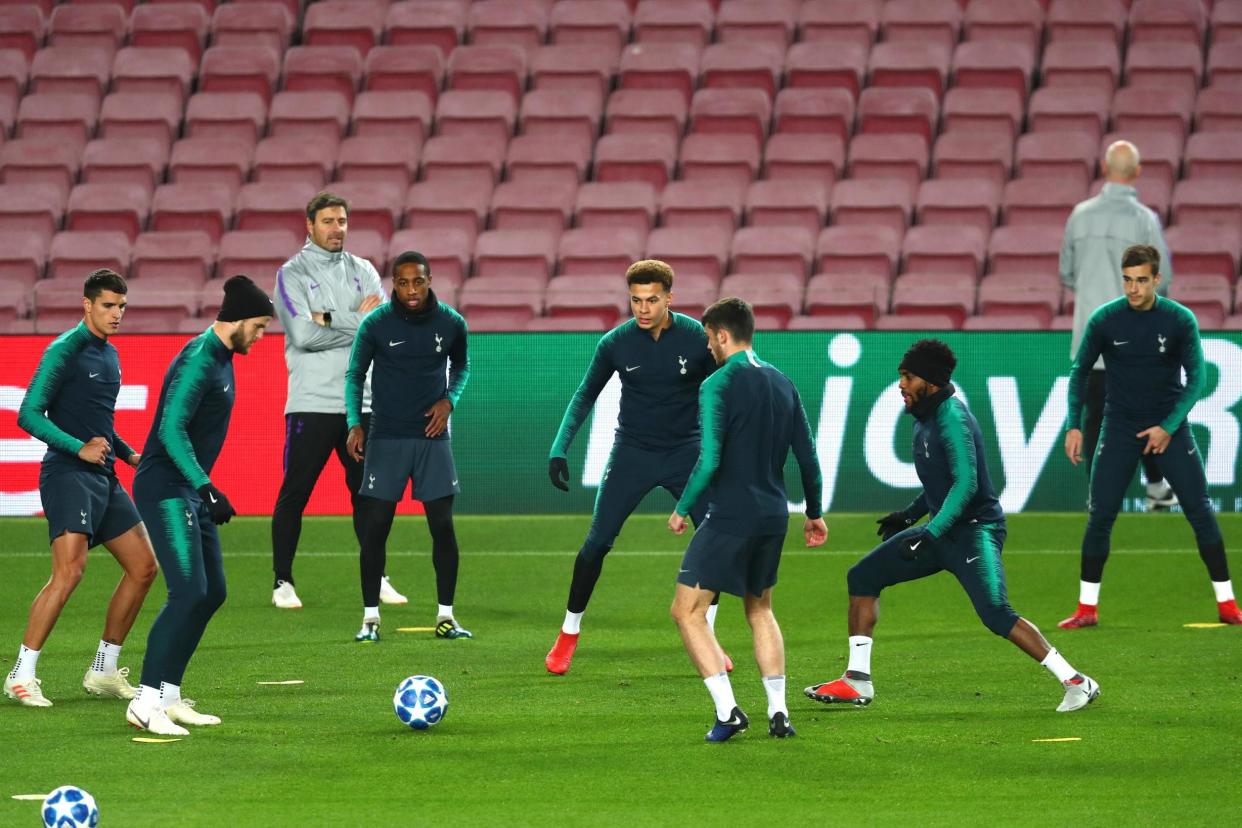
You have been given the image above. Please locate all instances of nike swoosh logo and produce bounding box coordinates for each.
[89,372,100,378]
[1188,448,1196,454]
[966,555,980,564]
[723,715,743,726]
[625,365,640,372]
[451,480,458,486]
[853,642,866,646]
[910,540,922,550]
[389,340,405,347]
[223,385,230,392]
[132,710,149,729]
[1113,340,1129,346]
[679,569,690,574]
[209,493,218,504]
[309,282,320,290]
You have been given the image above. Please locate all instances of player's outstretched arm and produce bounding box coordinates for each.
[1065,311,1106,437]
[549,337,616,462]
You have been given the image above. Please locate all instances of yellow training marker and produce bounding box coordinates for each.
[11,794,49,801]
[257,680,305,686]
[1183,622,1227,629]
[397,627,437,633]
[132,737,182,744]
[1032,737,1082,743]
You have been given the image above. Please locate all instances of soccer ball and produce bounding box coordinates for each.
[393,675,448,730]
[42,786,98,828]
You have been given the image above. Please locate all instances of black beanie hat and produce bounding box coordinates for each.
[899,339,956,387]
[217,275,274,322]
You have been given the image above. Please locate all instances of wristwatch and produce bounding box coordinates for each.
[322,311,332,327]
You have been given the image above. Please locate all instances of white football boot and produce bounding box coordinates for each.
[165,698,221,726]
[1056,675,1101,712]
[4,675,53,707]
[127,699,189,736]
[272,580,303,609]
[379,576,408,605]
[83,666,136,699]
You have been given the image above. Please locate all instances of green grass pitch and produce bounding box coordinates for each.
[1,513,1239,825]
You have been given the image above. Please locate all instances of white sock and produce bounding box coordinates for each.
[762,674,787,718]
[561,610,583,635]
[703,671,737,721]
[159,682,181,709]
[1213,580,1235,603]
[437,604,453,621]
[9,645,39,681]
[847,636,873,675]
[135,684,160,707]
[363,607,380,623]
[91,640,121,673]
[1040,648,1078,683]
[705,602,718,631]
[1078,581,1101,606]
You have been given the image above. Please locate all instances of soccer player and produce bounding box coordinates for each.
[344,252,471,642]
[1061,140,1176,511]
[6,270,158,708]
[668,298,826,742]
[805,339,1100,713]
[270,191,406,610]
[125,276,273,736]
[544,260,720,676]
[1060,244,1241,628]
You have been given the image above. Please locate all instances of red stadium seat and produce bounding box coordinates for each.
[787,314,870,331]
[593,133,678,192]
[0,47,27,102]
[941,87,1024,140]
[98,92,181,154]
[48,4,124,54]
[253,136,337,187]
[1170,274,1233,326]
[680,133,762,189]
[856,87,938,146]
[618,42,700,105]
[1207,39,1242,87]
[916,179,1001,239]
[283,46,363,105]
[47,230,130,282]
[466,0,548,55]
[772,87,854,142]
[644,226,731,283]
[420,134,506,190]
[1129,0,1206,46]
[932,132,1013,189]
[473,229,557,283]
[524,315,608,332]
[962,313,1049,331]
[874,312,959,331]
[1194,85,1242,133]
[505,133,592,190]
[520,87,602,146]
[977,274,1061,327]
[1124,42,1203,99]
[66,183,149,241]
[16,93,98,149]
[542,278,627,329]
[1027,87,1110,142]
[882,0,962,51]
[891,272,975,327]
[1212,0,1242,46]
[303,0,383,55]
[183,91,266,145]
[447,45,527,104]
[387,228,473,289]
[987,225,1064,275]
[784,41,868,100]
[605,88,687,143]
[490,180,576,241]
[131,231,215,284]
[151,183,234,242]
[689,88,771,146]
[0,182,63,246]
[1040,41,1120,97]
[745,179,830,238]
[720,272,803,330]
[964,0,1044,51]
[336,136,420,189]
[268,90,349,144]
[901,226,988,279]
[112,47,196,104]
[328,181,402,240]
[730,227,815,280]
[716,0,797,49]
[338,228,385,275]
[699,42,783,99]
[1183,132,1242,182]
[130,3,211,63]
[549,0,630,52]
[364,46,443,104]
[667,273,725,320]
[1046,0,1126,45]
[805,271,891,324]
[405,180,492,246]
[799,0,880,52]
[830,180,913,239]
[1166,224,1242,285]
[1172,178,1242,230]
[30,45,110,97]
[0,234,49,290]
[557,227,646,277]
[573,181,657,240]
[1111,85,1195,140]
[351,90,433,141]
[0,138,80,195]
[220,229,299,284]
[951,40,1035,102]
[0,6,44,61]
[763,133,844,183]
[211,2,294,55]
[385,0,465,58]
[848,134,929,192]
[1015,132,1098,189]
[529,44,617,98]
[633,0,714,48]
[82,138,167,193]
[435,89,517,145]
[868,41,952,99]
[1002,176,1086,228]
[235,181,319,238]
[659,181,745,236]
[816,226,902,278]
[199,46,281,103]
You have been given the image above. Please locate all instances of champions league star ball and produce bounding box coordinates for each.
[394,675,448,730]
[42,786,99,828]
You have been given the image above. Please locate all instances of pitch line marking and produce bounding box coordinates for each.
[11,794,48,801]
[1031,737,1082,743]
[257,679,305,685]
[131,737,182,744]
[397,627,437,633]
[1183,622,1228,629]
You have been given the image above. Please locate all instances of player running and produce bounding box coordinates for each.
[668,298,826,742]
[544,260,721,675]
[345,252,472,642]
[6,269,158,708]
[1060,244,1241,628]
[126,276,273,736]
[805,339,1100,713]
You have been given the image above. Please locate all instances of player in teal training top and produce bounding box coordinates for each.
[125,275,273,736]
[544,260,719,676]
[667,298,827,742]
[6,270,158,709]
[345,252,472,642]
[805,339,1100,714]
[1060,244,1241,628]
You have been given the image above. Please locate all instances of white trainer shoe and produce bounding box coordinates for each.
[355,618,381,642]
[379,576,408,605]
[83,666,136,699]
[1056,674,1101,713]
[4,675,53,707]
[165,699,221,726]
[273,580,303,609]
[127,700,189,736]
[1145,480,1178,511]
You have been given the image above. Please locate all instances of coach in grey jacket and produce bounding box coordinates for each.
[1059,140,1175,509]
[269,191,408,609]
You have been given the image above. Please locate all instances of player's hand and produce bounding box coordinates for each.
[804,517,828,547]
[876,511,913,540]
[127,452,142,468]
[196,483,236,525]
[78,436,109,466]
[358,294,383,313]
[424,399,452,438]
[1065,429,1084,465]
[900,529,932,561]
[1138,425,1171,455]
[346,426,365,461]
[548,457,569,491]
[668,512,688,535]
[311,312,327,327]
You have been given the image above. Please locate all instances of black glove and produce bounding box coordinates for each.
[900,530,933,561]
[876,511,913,541]
[197,483,236,525]
[548,457,569,492]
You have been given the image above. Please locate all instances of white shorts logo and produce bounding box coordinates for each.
[368,474,375,490]
[80,509,87,525]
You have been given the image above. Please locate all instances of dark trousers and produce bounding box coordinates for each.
[1082,370,1163,484]
[271,412,370,585]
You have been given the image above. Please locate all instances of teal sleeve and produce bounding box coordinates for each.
[345,316,376,429]
[925,403,979,540]
[676,372,727,517]
[790,388,823,519]
[903,493,929,521]
[112,432,136,464]
[549,336,615,459]
[1066,310,1105,431]
[157,347,215,489]
[445,317,469,408]
[1160,308,1205,434]
[17,337,87,457]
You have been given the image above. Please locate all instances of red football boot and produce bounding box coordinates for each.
[1057,603,1099,629]
[1218,599,1242,624]
[545,631,579,675]
[803,674,873,706]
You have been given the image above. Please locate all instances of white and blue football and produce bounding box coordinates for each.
[42,786,98,828]
[393,675,448,730]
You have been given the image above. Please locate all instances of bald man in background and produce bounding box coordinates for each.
[1060,140,1176,518]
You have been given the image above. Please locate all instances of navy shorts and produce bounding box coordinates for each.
[677,524,785,598]
[39,467,142,547]
[586,441,704,548]
[360,437,460,503]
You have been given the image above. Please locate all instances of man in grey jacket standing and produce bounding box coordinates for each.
[1060,140,1177,520]
[270,192,408,609]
